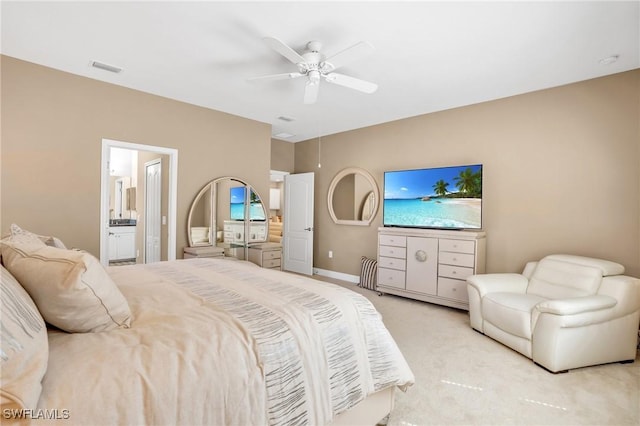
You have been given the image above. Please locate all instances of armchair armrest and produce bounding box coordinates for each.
[532,295,623,329]
[597,275,640,317]
[535,295,617,316]
[466,273,528,297]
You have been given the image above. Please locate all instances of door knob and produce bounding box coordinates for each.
[304,227,313,231]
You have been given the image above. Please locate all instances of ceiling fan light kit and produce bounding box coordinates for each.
[249,37,378,104]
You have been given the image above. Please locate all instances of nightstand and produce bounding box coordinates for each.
[183,245,225,259]
[248,243,282,269]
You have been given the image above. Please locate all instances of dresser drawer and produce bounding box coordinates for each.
[262,250,281,260]
[225,230,243,242]
[378,267,406,289]
[378,256,406,271]
[379,234,407,247]
[439,239,475,254]
[438,264,474,280]
[263,258,281,269]
[438,251,475,268]
[437,277,469,302]
[379,245,407,259]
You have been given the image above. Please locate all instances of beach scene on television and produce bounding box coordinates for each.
[383,164,482,229]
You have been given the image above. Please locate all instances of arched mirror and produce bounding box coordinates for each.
[327,167,380,226]
[187,177,267,258]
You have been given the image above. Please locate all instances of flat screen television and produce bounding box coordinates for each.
[383,164,483,230]
[230,186,266,221]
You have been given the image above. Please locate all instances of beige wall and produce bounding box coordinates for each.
[270,138,295,173]
[296,70,640,278]
[1,56,272,257]
[2,55,638,278]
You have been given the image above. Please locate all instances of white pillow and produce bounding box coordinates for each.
[191,226,210,244]
[0,266,48,410]
[7,223,47,247]
[1,223,67,250]
[0,242,132,333]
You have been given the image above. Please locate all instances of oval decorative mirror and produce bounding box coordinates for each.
[187,177,267,257]
[327,167,380,226]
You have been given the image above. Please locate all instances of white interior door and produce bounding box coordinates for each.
[144,159,162,263]
[283,172,314,275]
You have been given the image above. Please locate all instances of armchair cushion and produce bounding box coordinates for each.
[527,258,603,299]
[544,254,625,276]
[483,292,546,338]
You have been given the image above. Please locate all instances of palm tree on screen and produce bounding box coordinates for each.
[433,180,449,197]
[454,168,481,197]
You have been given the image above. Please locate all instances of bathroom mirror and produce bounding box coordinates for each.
[111,176,130,220]
[327,167,380,226]
[187,177,268,258]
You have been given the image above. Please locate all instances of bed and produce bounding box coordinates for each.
[1,225,414,425]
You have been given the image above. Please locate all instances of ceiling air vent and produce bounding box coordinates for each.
[274,132,294,139]
[91,61,123,73]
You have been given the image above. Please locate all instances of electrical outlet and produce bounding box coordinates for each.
[328,250,333,258]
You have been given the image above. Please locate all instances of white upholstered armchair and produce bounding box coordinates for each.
[467,254,640,373]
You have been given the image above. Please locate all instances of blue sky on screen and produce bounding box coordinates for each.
[384,164,482,199]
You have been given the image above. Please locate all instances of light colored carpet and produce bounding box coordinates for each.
[316,275,640,426]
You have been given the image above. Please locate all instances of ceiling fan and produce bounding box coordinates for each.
[248,37,378,104]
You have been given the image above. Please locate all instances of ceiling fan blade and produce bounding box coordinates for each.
[303,80,320,104]
[324,73,378,94]
[263,37,306,65]
[248,72,304,82]
[324,41,374,71]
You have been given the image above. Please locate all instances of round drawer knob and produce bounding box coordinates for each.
[415,250,427,262]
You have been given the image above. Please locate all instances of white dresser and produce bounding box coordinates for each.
[377,227,486,310]
[223,220,267,244]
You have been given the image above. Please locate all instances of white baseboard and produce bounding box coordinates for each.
[313,267,359,284]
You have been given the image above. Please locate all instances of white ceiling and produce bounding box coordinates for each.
[1,1,638,143]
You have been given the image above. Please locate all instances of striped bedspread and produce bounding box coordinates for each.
[38,258,414,425]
